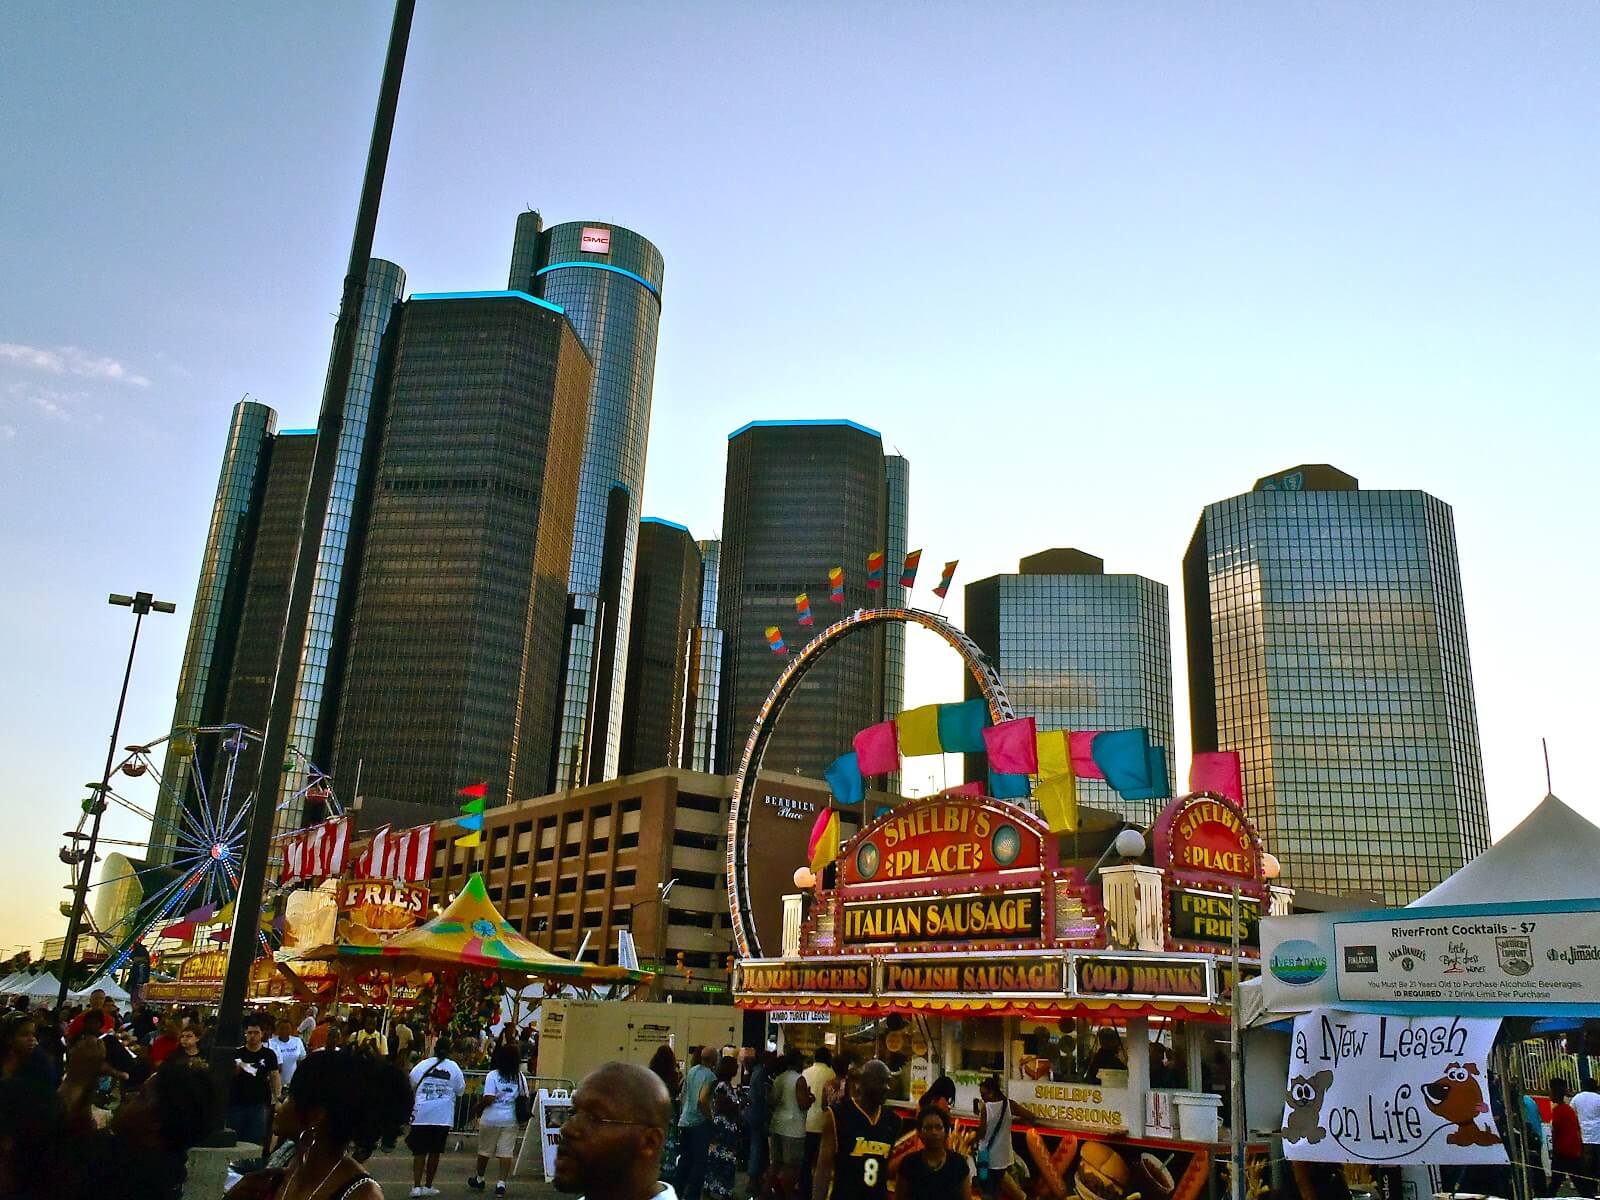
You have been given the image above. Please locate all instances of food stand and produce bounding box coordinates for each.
[735,790,1293,1200]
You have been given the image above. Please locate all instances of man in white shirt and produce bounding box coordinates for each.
[800,1047,836,1200]
[553,1061,677,1200]
[268,1016,309,1090]
[1572,1077,1600,1187]
[408,1040,467,1197]
[296,1005,317,1040]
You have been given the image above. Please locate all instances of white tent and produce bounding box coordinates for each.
[7,973,63,1002]
[1410,792,1600,907]
[0,971,29,994]
[71,977,130,1004]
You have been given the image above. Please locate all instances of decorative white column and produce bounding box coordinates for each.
[781,893,804,958]
[1100,864,1166,951]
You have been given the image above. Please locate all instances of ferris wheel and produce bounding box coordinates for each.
[64,725,340,983]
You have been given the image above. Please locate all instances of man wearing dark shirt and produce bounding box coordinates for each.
[226,1015,280,1152]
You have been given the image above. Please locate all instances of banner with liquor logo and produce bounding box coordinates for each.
[1282,1008,1506,1166]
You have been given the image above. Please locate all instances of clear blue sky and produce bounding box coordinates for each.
[3,3,1595,953]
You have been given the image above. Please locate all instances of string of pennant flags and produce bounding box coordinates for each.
[453,781,489,848]
[767,551,959,655]
[807,702,1246,872]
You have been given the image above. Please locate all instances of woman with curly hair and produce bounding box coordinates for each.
[226,1049,412,1200]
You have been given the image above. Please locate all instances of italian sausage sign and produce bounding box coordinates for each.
[1282,1008,1507,1166]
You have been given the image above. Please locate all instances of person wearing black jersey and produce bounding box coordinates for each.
[813,1060,901,1200]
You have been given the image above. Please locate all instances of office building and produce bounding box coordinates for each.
[275,259,406,830]
[716,420,907,777]
[508,215,666,790]
[965,549,1174,824]
[678,539,724,773]
[330,291,592,829]
[1184,464,1490,902]
[427,767,865,999]
[618,519,702,775]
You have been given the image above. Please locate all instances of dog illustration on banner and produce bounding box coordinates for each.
[1421,1062,1503,1147]
[1284,1071,1335,1144]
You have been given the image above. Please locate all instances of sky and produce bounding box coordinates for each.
[2,3,1596,955]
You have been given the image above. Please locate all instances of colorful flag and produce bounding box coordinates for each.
[900,550,922,589]
[1090,728,1154,794]
[460,797,486,815]
[988,769,1031,800]
[853,720,899,774]
[351,824,392,877]
[808,808,841,876]
[458,781,489,799]
[1036,730,1072,780]
[932,560,959,599]
[765,626,788,655]
[455,812,484,832]
[795,594,813,626]
[895,704,943,756]
[936,698,990,753]
[866,550,886,589]
[1070,731,1106,780]
[824,752,864,807]
[454,830,482,849]
[1189,751,1243,803]
[1036,773,1079,833]
[353,823,433,882]
[941,781,985,798]
[829,566,845,603]
[278,815,352,884]
[983,717,1039,775]
[1120,745,1172,802]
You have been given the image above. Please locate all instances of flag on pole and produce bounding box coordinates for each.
[865,551,886,589]
[765,626,787,655]
[900,550,922,589]
[1189,751,1243,803]
[932,560,959,599]
[458,781,488,799]
[1036,774,1079,833]
[454,812,484,832]
[941,781,985,798]
[982,717,1039,775]
[808,808,841,876]
[824,752,864,806]
[460,797,486,815]
[454,830,481,849]
[795,594,813,625]
[853,720,899,774]
[828,566,845,603]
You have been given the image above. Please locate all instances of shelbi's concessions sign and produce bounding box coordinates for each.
[739,959,873,996]
[1171,888,1261,949]
[881,954,1063,996]
[1071,953,1212,1002]
[843,798,1042,884]
[1283,1008,1506,1166]
[842,890,1042,946]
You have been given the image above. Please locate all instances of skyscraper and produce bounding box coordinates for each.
[508,214,666,790]
[1184,464,1490,902]
[152,405,310,857]
[330,291,592,828]
[678,538,724,774]
[618,518,702,775]
[717,420,907,777]
[274,259,406,831]
[964,549,1174,824]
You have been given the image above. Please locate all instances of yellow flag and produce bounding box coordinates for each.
[895,704,943,756]
[808,810,840,875]
[211,901,235,925]
[1036,729,1072,780]
[1036,773,1078,834]
[454,831,482,849]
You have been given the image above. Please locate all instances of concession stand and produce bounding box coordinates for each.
[735,791,1293,1200]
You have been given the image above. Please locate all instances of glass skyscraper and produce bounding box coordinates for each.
[964,549,1174,825]
[618,518,703,775]
[1184,464,1490,902]
[330,292,592,829]
[275,258,405,832]
[717,420,907,777]
[679,538,724,774]
[508,214,666,790]
[152,399,278,860]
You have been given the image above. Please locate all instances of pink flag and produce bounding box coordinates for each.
[853,720,899,775]
[1070,731,1107,780]
[940,781,984,798]
[983,717,1039,775]
[1189,751,1243,803]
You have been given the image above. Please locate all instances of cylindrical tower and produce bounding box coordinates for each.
[274,258,406,832]
[152,398,277,861]
[510,214,665,789]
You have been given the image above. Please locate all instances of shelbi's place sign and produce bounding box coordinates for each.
[842,797,1043,885]
[842,890,1042,946]
[1283,1008,1506,1166]
[1153,792,1263,886]
[880,954,1063,996]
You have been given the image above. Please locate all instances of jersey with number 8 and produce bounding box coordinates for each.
[829,1100,900,1200]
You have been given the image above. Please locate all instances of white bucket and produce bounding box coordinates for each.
[1173,1092,1222,1143]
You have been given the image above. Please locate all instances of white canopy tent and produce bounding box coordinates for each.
[4,972,64,1002]
[1410,792,1600,907]
[70,977,130,1004]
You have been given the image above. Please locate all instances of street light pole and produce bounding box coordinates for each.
[1229,883,1246,1200]
[56,591,176,1011]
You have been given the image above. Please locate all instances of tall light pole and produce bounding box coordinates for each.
[56,591,176,1011]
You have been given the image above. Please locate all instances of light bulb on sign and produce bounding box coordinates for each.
[792,867,816,890]
[1113,829,1147,859]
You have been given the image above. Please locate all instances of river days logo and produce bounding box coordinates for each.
[1271,939,1329,987]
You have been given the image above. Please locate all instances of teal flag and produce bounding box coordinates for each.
[455,812,485,832]
[824,752,865,807]
[1120,745,1172,801]
[936,698,990,753]
[987,769,1031,800]
[1090,728,1153,794]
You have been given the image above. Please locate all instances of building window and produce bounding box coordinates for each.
[534,880,551,898]
[669,909,715,929]
[618,832,639,849]
[674,869,717,891]
[582,910,603,929]
[555,913,574,930]
[536,845,554,862]
[588,836,610,853]
[584,872,605,890]
[509,882,527,900]
[676,793,720,814]
[621,798,642,814]
[614,869,636,888]
[671,830,718,851]
[558,877,577,894]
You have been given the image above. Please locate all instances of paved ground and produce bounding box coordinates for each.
[360,1145,561,1200]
